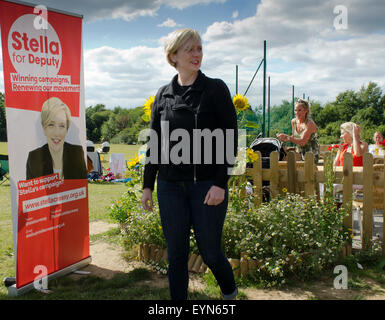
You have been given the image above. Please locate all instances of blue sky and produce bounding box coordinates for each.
[1,0,385,110]
[83,0,257,49]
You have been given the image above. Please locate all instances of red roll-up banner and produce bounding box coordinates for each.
[0,0,89,290]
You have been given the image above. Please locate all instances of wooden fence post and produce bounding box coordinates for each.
[304,152,315,197]
[241,149,383,253]
[270,151,279,198]
[342,153,353,255]
[287,151,296,194]
[251,151,263,207]
[363,153,373,250]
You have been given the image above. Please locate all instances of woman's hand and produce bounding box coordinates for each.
[276,133,289,142]
[204,185,225,206]
[351,124,368,156]
[353,124,361,139]
[141,188,154,211]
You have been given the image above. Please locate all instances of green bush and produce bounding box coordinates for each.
[109,186,166,249]
[225,191,350,285]
[110,155,351,286]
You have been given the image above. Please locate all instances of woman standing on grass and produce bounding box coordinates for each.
[141,28,238,300]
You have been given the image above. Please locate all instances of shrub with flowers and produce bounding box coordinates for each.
[123,150,146,186]
[109,187,166,249]
[328,144,343,157]
[222,156,351,286]
[107,94,353,286]
[328,144,341,154]
[101,171,115,181]
[377,139,385,149]
[111,154,350,286]
[223,189,350,286]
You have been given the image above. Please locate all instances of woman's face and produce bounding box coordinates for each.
[43,109,68,154]
[340,129,352,144]
[171,37,202,74]
[374,132,383,144]
[294,103,307,120]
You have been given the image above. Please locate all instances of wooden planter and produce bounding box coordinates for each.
[138,243,313,277]
[137,244,207,273]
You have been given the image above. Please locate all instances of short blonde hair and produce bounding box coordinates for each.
[164,28,201,68]
[341,121,360,139]
[41,97,71,130]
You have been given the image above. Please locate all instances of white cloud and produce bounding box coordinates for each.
[1,0,385,112]
[199,0,385,108]
[163,0,226,10]
[80,0,385,109]
[21,0,228,22]
[232,10,238,19]
[21,0,162,22]
[84,45,175,108]
[157,18,181,28]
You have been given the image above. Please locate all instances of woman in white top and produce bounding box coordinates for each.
[276,99,319,163]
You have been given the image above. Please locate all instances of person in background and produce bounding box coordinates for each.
[369,131,384,155]
[86,138,95,152]
[333,122,368,166]
[26,97,87,180]
[141,28,238,300]
[98,138,110,153]
[276,99,319,163]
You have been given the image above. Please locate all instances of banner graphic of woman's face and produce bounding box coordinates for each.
[43,108,68,154]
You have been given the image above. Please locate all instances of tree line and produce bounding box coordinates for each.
[263,81,385,145]
[0,82,384,146]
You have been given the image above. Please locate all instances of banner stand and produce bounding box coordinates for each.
[5,256,91,297]
[0,0,90,297]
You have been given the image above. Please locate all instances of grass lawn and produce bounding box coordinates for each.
[0,142,140,158]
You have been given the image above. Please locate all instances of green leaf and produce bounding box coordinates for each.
[142,114,150,122]
[244,121,260,129]
[376,258,385,271]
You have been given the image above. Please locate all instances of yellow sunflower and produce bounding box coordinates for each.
[127,154,140,168]
[246,148,259,163]
[142,95,155,122]
[232,94,249,112]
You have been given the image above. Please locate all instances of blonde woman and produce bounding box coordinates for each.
[26,97,87,180]
[141,28,238,300]
[277,99,319,163]
[334,122,368,166]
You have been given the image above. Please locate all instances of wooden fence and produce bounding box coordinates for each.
[245,150,385,256]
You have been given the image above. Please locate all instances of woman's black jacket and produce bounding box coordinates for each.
[143,70,238,191]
